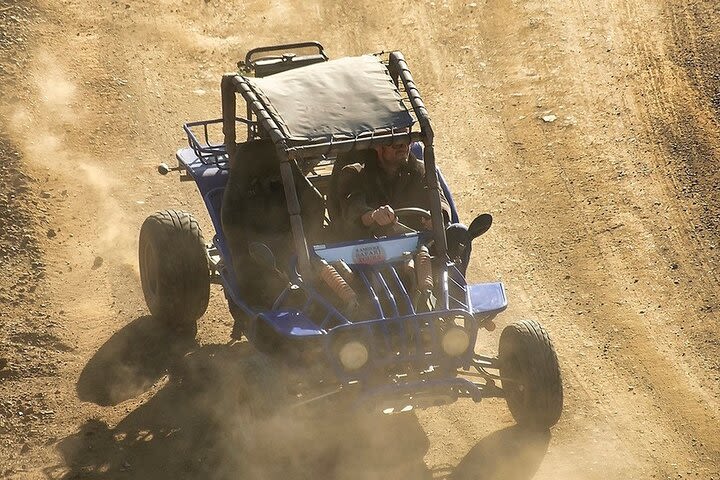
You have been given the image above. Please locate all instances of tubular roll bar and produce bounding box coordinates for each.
[244,41,327,67]
[221,52,450,282]
[222,73,312,277]
[388,52,448,260]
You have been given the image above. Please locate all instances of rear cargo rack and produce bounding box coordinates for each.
[183,117,256,169]
[240,41,328,77]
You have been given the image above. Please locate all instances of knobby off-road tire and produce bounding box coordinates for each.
[499,320,563,429]
[139,210,210,339]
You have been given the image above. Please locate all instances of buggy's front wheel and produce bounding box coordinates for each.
[498,320,563,429]
[139,210,210,339]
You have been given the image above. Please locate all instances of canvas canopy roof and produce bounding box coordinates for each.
[245,55,415,144]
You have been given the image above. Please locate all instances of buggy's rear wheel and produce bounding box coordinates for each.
[498,320,563,429]
[139,210,210,339]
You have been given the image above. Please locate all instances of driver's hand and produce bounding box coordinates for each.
[371,205,396,226]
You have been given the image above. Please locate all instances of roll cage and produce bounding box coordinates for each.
[159,43,520,408]
[219,49,449,280]
[143,42,565,422]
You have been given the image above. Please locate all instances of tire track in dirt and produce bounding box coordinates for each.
[411,0,720,477]
[316,0,720,478]
[616,0,720,415]
[504,0,718,474]
[665,1,720,118]
[622,0,720,267]
[464,5,682,478]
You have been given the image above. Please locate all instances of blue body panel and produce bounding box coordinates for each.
[176,147,228,235]
[176,139,506,392]
[176,148,253,316]
[257,310,326,337]
[468,282,508,316]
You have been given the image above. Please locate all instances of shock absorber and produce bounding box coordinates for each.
[318,259,358,312]
[415,245,433,291]
[413,245,435,313]
[333,260,360,291]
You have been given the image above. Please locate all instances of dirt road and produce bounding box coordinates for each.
[1,0,718,479]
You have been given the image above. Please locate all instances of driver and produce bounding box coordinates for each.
[334,137,473,273]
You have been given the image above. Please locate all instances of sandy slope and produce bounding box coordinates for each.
[0,0,718,479]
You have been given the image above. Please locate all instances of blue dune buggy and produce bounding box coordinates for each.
[139,42,563,428]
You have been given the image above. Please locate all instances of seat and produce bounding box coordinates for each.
[327,148,374,224]
[221,139,325,304]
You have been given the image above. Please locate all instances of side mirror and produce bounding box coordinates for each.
[248,242,276,270]
[468,213,493,241]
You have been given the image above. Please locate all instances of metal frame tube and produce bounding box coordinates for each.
[223,74,312,277]
[284,131,424,156]
[388,52,448,259]
[221,75,238,160]
[222,54,449,280]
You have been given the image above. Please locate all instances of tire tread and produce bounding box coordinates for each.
[499,319,563,428]
[139,209,210,338]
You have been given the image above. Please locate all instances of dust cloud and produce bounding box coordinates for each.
[65,339,436,480]
[68,327,559,480]
[5,50,136,270]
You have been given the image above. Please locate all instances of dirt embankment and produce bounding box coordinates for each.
[654,1,720,267]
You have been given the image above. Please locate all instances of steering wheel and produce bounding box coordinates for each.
[373,207,432,236]
[393,207,431,221]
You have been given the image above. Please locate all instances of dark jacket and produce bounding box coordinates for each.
[335,149,451,238]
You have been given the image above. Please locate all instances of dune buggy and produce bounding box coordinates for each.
[139,42,563,428]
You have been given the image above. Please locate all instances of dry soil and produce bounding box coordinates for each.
[1,0,719,479]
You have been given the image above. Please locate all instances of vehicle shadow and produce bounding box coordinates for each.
[67,324,549,480]
[76,315,196,406]
[56,341,433,480]
[447,426,550,480]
